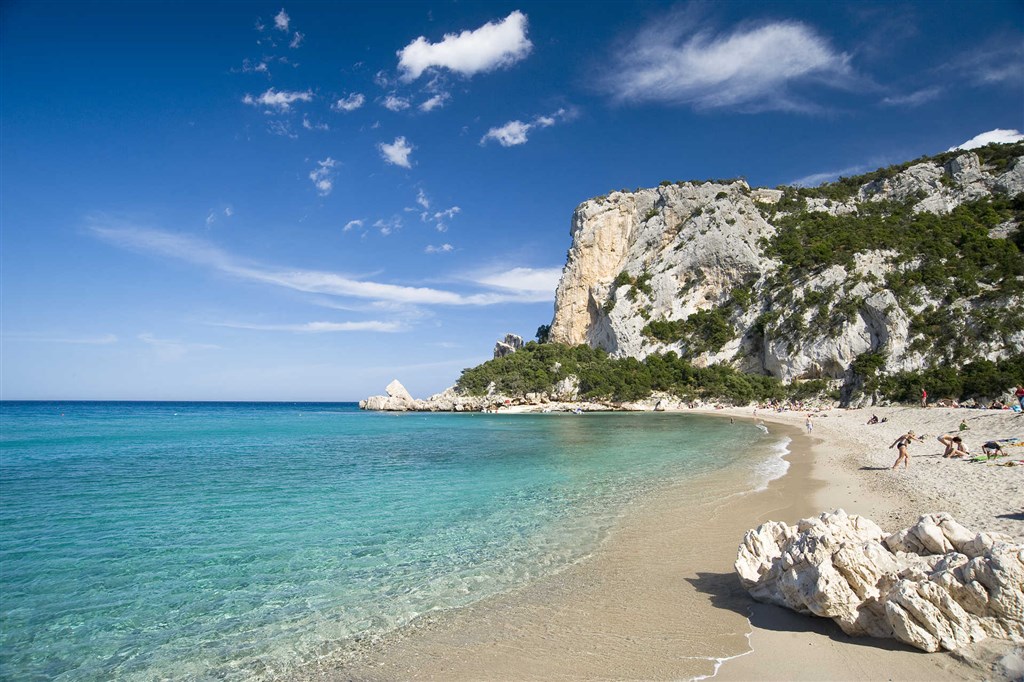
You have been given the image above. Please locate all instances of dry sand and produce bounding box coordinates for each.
[313,405,1022,681]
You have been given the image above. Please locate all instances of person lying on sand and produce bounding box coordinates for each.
[890,431,924,470]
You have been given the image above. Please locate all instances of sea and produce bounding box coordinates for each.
[0,401,789,680]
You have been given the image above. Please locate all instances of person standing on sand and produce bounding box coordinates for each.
[890,431,924,469]
[805,414,813,433]
[1015,385,1024,411]
[921,388,928,407]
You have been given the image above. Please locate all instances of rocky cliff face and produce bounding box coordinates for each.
[549,146,1024,389]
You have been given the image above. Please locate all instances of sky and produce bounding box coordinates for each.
[2,1,1022,401]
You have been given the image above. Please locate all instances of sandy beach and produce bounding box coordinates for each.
[318,404,1022,681]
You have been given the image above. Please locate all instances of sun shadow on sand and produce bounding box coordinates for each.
[686,572,925,653]
[859,466,891,471]
[996,511,1024,521]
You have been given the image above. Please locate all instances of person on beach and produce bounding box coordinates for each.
[1015,385,1024,410]
[938,434,968,458]
[921,388,928,407]
[890,431,924,469]
[982,441,1006,458]
[805,415,813,433]
[867,414,879,425]
[959,419,969,431]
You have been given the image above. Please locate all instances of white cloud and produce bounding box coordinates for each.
[274,8,290,31]
[205,211,217,227]
[425,243,454,254]
[601,17,854,111]
[373,217,402,236]
[881,86,942,107]
[481,120,531,146]
[242,87,313,111]
[240,59,269,74]
[309,157,338,196]
[379,136,414,168]
[382,94,411,111]
[419,93,450,112]
[224,207,234,217]
[789,164,872,187]
[2,332,118,345]
[397,10,532,81]
[267,120,298,138]
[214,320,401,333]
[333,93,365,112]
[416,189,431,210]
[480,108,572,147]
[473,267,562,296]
[289,31,304,48]
[343,219,364,232]
[91,223,556,306]
[139,332,219,361]
[950,129,1024,151]
[302,115,329,131]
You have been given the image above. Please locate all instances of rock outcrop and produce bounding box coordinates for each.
[735,509,1024,653]
[493,333,524,359]
[548,146,1024,389]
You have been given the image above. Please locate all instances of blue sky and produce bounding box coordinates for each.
[2,1,1021,400]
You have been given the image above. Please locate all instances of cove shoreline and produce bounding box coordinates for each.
[306,404,1020,680]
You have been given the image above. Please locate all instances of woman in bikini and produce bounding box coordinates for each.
[890,430,924,469]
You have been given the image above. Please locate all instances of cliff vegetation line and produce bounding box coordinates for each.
[536,141,1024,406]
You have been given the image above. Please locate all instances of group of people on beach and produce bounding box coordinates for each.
[889,430,1008,469]
[920,384,1024,411]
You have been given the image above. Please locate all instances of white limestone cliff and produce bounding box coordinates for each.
[549,149,1024,387]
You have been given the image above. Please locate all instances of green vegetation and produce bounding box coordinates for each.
[642,307,733,354]
[455,342,824,404]
[768,142,1024,204]
[758,193,1024,362]
[535,324,551,344]
[873,354,1024,403]
[643,207,659,221]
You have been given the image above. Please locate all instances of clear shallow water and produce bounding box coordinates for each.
[1,402,783,680]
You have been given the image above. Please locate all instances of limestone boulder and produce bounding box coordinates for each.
[736,510,1024,653]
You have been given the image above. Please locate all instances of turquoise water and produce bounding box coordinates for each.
[1,402,783,680]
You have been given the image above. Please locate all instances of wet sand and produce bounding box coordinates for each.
[307,415,983,681]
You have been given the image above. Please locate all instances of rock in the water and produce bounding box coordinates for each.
[735,509,1024,653]
[385,379,413,402]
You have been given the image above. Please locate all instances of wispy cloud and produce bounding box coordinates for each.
[601,14,856,112]
[90,222,556,305]
[373,216,402,236]
[789,164,872,187]
[397,10,532,81]
[309,157,338,196]
[302,115,329,131]
[382,94,411,111]
[419,93,450,112]
[138,333,219,361]
[2,332,118,345]
[332,93,365,112]
[881,86,942,107]
[945,36,1024,87]
[481,108,574,147]
[343,219,364,232]
[379,136,414,168]
[274,8,290,32]
[289,31,304,49]
[425,243,454,254]
[950,128,1023,151]
[471,267,562,296]
[213,320,402,333]
[243,88,313,111]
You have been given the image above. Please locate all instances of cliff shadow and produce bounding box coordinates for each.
[686,571,925,653]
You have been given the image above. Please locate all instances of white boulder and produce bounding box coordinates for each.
[736,510,1024,653]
